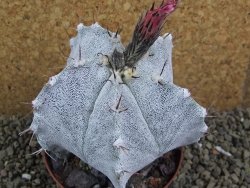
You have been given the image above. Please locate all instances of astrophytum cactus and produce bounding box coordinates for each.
[23,1,208,188]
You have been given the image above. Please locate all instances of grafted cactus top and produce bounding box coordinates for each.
[29,1,207,188]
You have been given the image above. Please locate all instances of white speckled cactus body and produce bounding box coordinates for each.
[28,1,208,188]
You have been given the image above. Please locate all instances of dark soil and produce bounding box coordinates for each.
[46,148,182,188]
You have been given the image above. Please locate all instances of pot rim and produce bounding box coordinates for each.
[42,147,184,188]
[42,152,64,188]
[163,147,184,188]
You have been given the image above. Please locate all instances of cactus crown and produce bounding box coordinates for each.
[108,0,178,81]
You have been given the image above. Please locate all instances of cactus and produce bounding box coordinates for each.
[23,1,207,188]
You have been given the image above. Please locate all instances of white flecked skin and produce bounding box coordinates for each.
[30,23,207,188]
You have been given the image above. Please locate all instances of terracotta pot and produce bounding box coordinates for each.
[163,148,184,188]
[42,152,64,188]
[42,148,184,188]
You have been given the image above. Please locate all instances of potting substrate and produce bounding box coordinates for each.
[0,107,249,188]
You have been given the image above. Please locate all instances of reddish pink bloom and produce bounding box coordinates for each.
[141,0,178,39]
[124,0,178,66]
